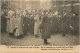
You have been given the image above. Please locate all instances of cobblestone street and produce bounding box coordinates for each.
[1,33,79,46]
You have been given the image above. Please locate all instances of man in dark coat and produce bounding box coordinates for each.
[22,11,28,35]
[29,14,34,34]
[1,12,7,32]
[60,13,69,37]
[41,12,52,44]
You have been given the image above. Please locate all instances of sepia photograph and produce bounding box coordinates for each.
[1,0,79,46]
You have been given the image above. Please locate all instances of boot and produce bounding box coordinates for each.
[35,35,39,38]
[62,33,66,37]
[16,35,24,39]
[44,39,50,45]
[9,33,13,36]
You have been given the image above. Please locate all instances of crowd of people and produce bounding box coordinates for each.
[1,8,79,44]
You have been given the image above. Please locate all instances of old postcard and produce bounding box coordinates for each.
[0,0,80,53]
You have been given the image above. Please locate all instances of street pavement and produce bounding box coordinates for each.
[1,33,79,46]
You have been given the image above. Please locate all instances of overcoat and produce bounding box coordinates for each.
[34,15,41,35]
[41,15,52,39]
[6,10,14,33]
[14,15,23,37]
[22,16,28,34]
[60,15,69,33]
[9,16,15,33]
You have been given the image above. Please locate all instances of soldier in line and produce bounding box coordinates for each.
[1,12,7,32]
[34,13,41,38]
[22,10,28,35]
[28,13,34,35]
[14,9,23,39]
[60,12,68,37]
[6,9,15,36]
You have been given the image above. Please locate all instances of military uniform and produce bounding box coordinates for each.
[34,14,41,36]
[6,10,14,33]
[41,15,52,39]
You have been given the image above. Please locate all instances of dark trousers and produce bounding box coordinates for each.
[44,39,47,44]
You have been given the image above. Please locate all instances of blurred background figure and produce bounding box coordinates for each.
[34,14,41,38]
[22,10,28,35]
[14,8,23,39]
[6,9,14,35]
